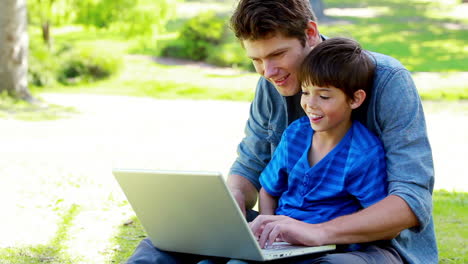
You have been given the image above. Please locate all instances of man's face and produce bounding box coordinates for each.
[243,34,314,96]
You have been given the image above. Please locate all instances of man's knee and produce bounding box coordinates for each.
[310,245,403,264]
[311,253,366,264]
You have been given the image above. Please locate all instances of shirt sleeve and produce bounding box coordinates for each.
[346,144,388,208]
[374,68,434,232]
[229,78,275,190]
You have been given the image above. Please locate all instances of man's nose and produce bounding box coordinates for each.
[263,61,278,79]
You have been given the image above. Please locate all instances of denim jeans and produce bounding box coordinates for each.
[125,237,403,264]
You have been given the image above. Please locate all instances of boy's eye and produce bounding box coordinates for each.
[301,91,309,95]
[320,95,330,100]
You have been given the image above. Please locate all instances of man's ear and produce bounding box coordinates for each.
[350,89,366,109]
[305,20,321,48]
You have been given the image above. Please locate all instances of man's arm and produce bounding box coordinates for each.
[250,195,418,248]
[318,195,417,244]
[228,78,286,213]
[227,174,258,216]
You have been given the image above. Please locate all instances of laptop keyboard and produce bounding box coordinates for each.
[263,242,298,251]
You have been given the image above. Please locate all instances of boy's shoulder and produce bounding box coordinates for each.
[281,116,311,140]
[287,116,311,131]
[349,121,383,152]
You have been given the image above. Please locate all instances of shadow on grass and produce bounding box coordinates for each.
[0,204,81,264]
[319,0,467,72]
[108,216,147,264]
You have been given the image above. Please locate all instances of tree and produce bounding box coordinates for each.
[0,0,33,101]
[310,0,326,21]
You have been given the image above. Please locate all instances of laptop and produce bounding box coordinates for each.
[112,169,336,261]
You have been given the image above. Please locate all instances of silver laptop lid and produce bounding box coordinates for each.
[113,169,266,261]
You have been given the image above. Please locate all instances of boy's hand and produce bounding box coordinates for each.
[249,215,326,248]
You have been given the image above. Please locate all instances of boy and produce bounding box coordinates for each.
[253,37,388,251]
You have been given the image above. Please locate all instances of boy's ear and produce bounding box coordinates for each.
[350,89,366,109]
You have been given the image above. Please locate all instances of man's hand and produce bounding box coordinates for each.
[249,215,327,248]
[227,174,258,217]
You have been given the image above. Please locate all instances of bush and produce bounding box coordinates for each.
[206,42,254,71]
[28,39,62,87]
[162,11,227,61]
[57,46,123,85]
[160,11,254,71]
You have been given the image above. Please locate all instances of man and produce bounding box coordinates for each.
[126,0,436,263]
[228,0,436,263]
[228,0,437,263]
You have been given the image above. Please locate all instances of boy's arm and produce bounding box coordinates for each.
[259,187,277,215]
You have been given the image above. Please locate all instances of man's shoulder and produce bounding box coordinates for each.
[253,77,284,108]
[369,51,405,70]
[368,51,411,83]
[256,77,278,94]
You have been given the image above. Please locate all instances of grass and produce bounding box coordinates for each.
[0,93,78,121]
[0,191,465,263]
[0,205,81,264]
[31,55,258,101]
[433,191,468,263]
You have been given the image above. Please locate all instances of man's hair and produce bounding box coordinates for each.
[230,0,316,46]
[298,37,375,101]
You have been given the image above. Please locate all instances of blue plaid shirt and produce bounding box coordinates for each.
[260,117,387,224]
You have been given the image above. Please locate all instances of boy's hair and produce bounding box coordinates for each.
[298,37,375,101]
[230,0,316,46]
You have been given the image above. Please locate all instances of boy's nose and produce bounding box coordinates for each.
[306,97,318,109]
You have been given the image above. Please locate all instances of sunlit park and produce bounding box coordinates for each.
[0,0,467,263]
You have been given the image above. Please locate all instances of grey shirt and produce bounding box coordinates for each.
[229,51,437,263]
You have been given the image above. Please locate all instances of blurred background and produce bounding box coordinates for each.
[0,0,466,263]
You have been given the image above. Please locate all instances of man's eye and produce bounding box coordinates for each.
[273,52,283,57]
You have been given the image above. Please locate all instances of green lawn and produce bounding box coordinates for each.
[433,191,468,263]
[1,191,465,263]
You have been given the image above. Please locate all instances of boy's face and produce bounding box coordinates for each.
[300,84,355,136]
[243,29,318,96]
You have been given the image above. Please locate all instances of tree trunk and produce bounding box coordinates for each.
[0,0,33,101]
[309,0,326,21]
[42,20,52,49]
